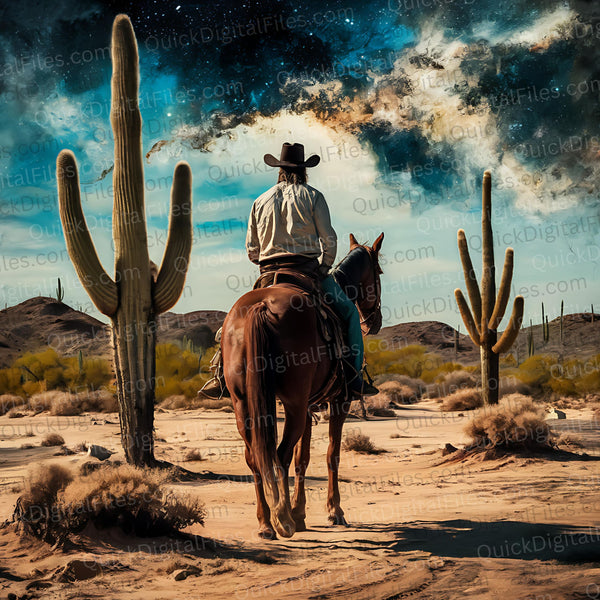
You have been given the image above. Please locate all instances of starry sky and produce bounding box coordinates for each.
[0,0,598,330]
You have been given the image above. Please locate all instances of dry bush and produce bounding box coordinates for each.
[159,395,189,410]
[16,464,74,540]
[342,431,386,454]
[464,395,554,450]
[41,433,65,447]
[7,409,26,418]
[0,394,26,415]
[14,463,206,543]
[499,377,531,398]
[426,370,477,399]
[441,388,482,411]
[369,406,397,417]
[374,373,425,395]
[556,433,584,449]
[160,395,232,411]
[378,380,420,404]
[183,449,205,462]
[46,390,118,416]
[49,393,81,416]
[29,391,66,413]
[80,390,118,412]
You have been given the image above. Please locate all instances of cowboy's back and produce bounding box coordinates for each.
[246,181,336,268]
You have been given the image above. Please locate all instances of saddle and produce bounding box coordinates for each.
[253,266,350,406]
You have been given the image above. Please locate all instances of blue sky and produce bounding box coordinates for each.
[0,0,598,329]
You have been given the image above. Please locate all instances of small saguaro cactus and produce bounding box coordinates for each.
[455,171,524,405]
[56,15,192,466]
[528,319,535,357]
[56,278,64,303]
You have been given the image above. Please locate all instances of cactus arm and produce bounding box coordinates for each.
[492,296,524,354]
[480,171,495,335]
[57,150,118,317]
[457,229,482,331]
[154,162,193,314]
[489,247,514,330]
[455,288,481,347]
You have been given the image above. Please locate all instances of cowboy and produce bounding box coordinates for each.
[199,142,378,398]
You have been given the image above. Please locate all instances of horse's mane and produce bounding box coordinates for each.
[331,247,368,301]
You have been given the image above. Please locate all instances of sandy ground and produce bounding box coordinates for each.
[1,401,599,599]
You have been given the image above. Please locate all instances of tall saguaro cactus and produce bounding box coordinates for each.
[56,15,193,465]
[455,171,524,405]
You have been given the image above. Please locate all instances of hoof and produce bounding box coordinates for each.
[258,527,277,540]
[328,513,349,527]
[275,521,295,538]
[293,519,307,532]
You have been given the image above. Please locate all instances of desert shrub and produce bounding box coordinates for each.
[514,356,553,392]
[464,394,553,450]
[28,389,118,415]
[427,370,478,398]
[421,361,464,384]
[0,368,25,396]
[41,433,65,447]
[7,409,26,418]
[378,380,421,404]
[49,393,81,416]
[342,431,386,454]
[14,463,206,543]
[28,390,64,412]
[15,349,68,389]
[0,350,113,399]
[16,464,74,539]
[373,373,426,393]
[499,377,531,398]
[369,406,397,417]
[556,433,584,449]
[364,342,443,381]
[80,389,118,412]
[154,343,210,400]
[441,388,482,411]
[159,394,232,411]
[183,449,205,462]
[0,394,26,415]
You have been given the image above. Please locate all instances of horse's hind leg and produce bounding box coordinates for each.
[327,398,351,526]
[244,446,277,540]
[291,413,312,531]
[232,391,277,539]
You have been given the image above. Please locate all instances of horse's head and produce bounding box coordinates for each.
[334,232,384,335]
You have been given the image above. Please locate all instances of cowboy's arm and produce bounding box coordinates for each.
[246,203,260,264]
[314,192,337,269]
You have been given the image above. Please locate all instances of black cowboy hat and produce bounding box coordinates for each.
[263,142,320,168]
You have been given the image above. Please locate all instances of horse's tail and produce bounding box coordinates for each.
[244,301,294,537]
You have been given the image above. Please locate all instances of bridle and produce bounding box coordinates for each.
[357,246,382,335]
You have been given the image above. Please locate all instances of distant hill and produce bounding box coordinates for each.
[0,296,598,369]
[0,297,226,368]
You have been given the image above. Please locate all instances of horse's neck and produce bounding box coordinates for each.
[332,251,365,303]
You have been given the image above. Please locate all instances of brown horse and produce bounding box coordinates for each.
[221,232,384,539]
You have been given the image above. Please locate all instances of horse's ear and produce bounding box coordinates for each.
[372,232,384,253]
[349,233,359,248]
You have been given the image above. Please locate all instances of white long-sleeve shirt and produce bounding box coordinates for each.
[246,182,337,268]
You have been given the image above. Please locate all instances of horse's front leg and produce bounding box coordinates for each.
[326,398,351,526]
[291,411,312,531]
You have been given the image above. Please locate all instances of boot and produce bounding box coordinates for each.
[348,365,379,398]
[197,347,230,399]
